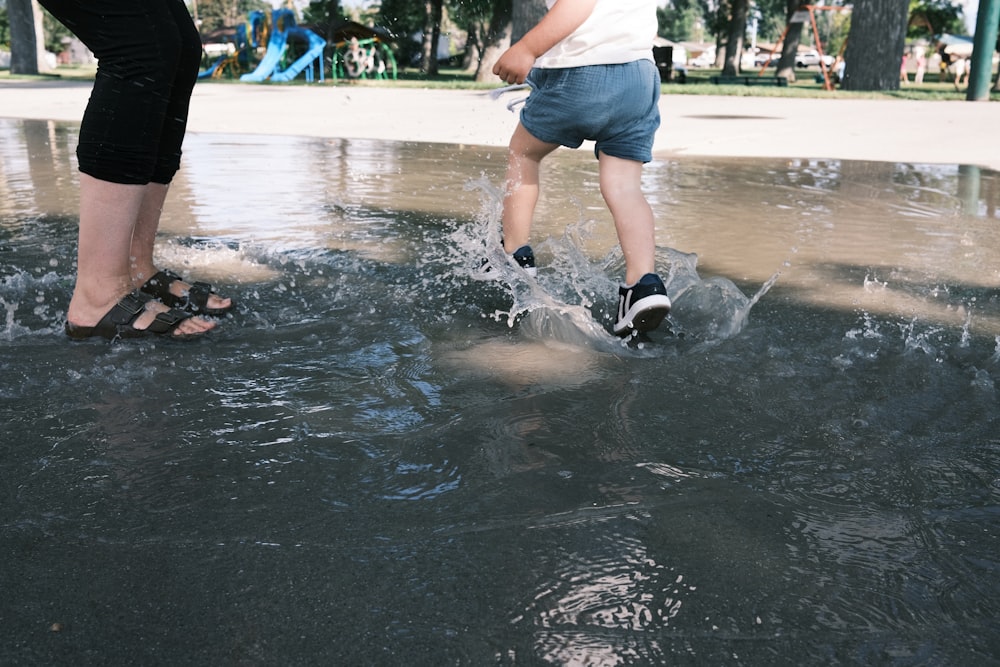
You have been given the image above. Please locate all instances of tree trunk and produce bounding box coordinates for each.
[8,0,49,75]
[712,0,730,67]
[512,0,546,43]
[475,0,513,82]
[722,0,749,75]
[775,0,804,82]
[841,0,909,91]
[420,0,443,75]
[463,22,482,73]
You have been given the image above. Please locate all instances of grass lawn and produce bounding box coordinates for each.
[4,63,998,102]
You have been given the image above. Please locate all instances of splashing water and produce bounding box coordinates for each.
[440,177,776,352]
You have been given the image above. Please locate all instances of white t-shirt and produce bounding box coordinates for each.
[534,0,658,69]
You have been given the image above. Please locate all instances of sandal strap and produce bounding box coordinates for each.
[143,306,192,335]
[105,290,152,328]
[185,282,214,311]
[140,269,185,305]
[140,269,230,316]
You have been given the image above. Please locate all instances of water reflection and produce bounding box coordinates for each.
[1,118,999,664]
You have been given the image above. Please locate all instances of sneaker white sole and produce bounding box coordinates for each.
[614,294,671,335]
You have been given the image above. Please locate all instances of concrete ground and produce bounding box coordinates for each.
[1,79,998,171]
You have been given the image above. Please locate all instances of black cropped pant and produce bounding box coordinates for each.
[38,0,201,185]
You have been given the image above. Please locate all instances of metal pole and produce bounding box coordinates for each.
[966,0,1000,100]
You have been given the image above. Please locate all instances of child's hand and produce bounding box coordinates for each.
[493,43,535,85]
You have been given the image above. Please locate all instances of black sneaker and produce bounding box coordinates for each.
[614,273,671,336]
[482,244,537,277]
[511,245,537,277]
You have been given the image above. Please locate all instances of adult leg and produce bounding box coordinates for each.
[129,184,232,313]
[40,0,215,335]
[598,152,656,286]
[501,123,559,254]
[68,176,214,335]
[128,0,231,311]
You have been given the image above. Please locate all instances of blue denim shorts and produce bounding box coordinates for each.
[521,59,660,163]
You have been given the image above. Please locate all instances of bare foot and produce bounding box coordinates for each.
[133,300,217,336]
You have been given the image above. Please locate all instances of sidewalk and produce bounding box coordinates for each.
[1,79,997,171]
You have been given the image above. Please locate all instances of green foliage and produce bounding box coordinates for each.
[302,1,346,37]
[8,4,74,54]
[376,0,426,65]
[194,0,271,35]
[908,0,966,38]
[657,0,705,42]
[448,0,496,27]
[41,8,71,53]
[753,0,789,43]
[377,0,425,40]
[808,7,852,58]
[1,7,9,48]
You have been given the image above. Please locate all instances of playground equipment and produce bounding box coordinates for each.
[756,5,849,90]
[241,9,326,83]
[198,13,399,83]
[333,35,397,80]
[198,10,267,80]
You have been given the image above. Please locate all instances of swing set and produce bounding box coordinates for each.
[756,5,851,90]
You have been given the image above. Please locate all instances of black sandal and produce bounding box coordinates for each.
[140,269,233,317]
[65,290,198,341]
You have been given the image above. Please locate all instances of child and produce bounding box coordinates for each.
[492,0,670,336]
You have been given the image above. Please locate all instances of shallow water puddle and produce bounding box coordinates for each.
[2,118,999,664]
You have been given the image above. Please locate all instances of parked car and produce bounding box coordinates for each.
[688,51,716,68]
[795,49,835,68]
[754,50,778,67]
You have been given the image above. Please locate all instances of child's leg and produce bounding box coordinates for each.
[598,152,656,285]
[502,123,559,254]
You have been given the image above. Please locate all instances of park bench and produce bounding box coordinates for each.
[710,75,788,86]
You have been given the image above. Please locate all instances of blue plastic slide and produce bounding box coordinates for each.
[238,9,326,83]
[270,27,326,82]
[239,19,290,82]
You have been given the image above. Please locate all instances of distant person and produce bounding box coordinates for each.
[833,58,846,83]
[900,52,909,84]
[952,56,970,89]
[39,0,232,340]
[491,0,671,337]
[914,50,927,84]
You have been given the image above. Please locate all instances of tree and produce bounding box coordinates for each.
[721,0,749,75]
[658,0,707,42]
[377,0,424,67]
[476,0,512,81]
[711,0,732,67]
[841,0,909,91]
[755,0,791,42]
[7,0,47,74]
[196,0,270,35]
[908,0,966,39]
[451,0,512,81]
[775,0,805,81]
[419,0,443,75]
[302,0,344,47]
[1,6,11,47]
[512,0,545,43]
